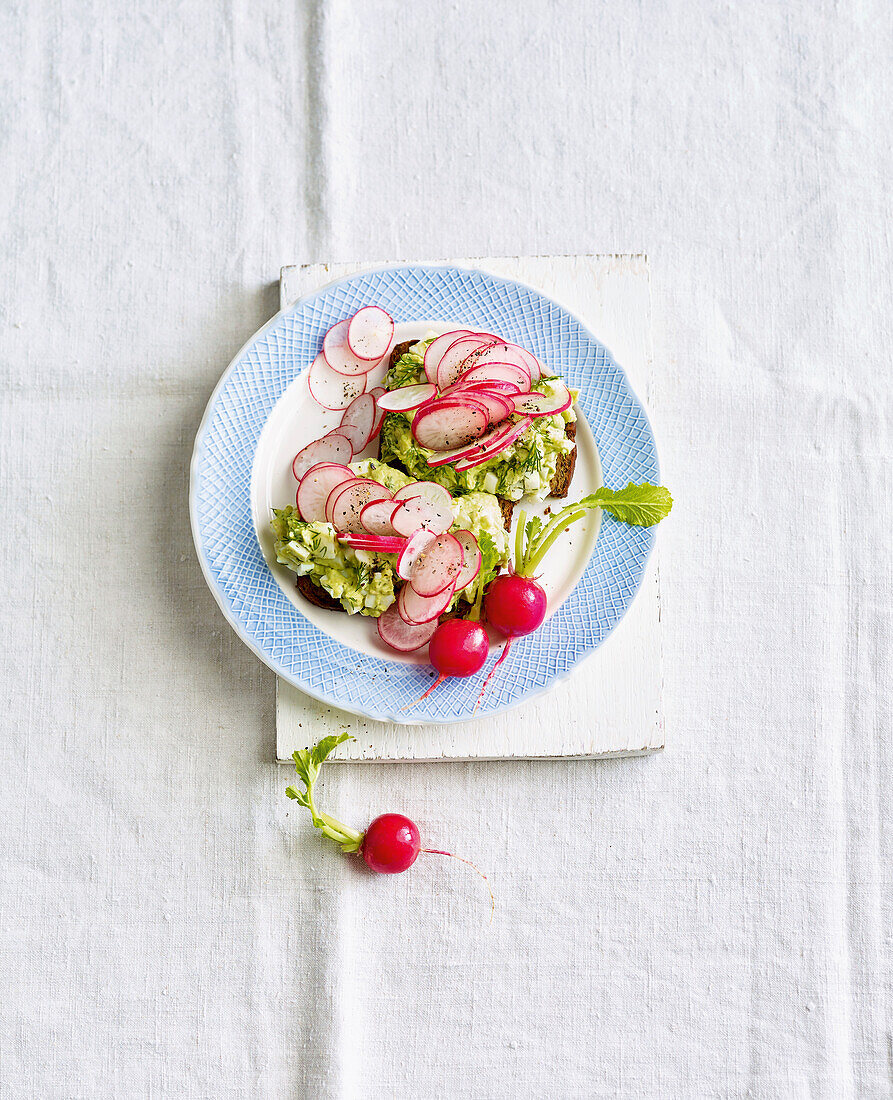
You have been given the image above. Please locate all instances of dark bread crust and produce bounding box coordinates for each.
[295,574,344,612]
[549,421,577,498]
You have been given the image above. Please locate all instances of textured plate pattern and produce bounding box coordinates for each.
[190,265,659,723]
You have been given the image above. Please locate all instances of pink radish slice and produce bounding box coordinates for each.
[296,462,355,521]
[360,499,400,536]
[422,329,473,384]
[397,528,437,580]
[376,383,437,413]
[424,420,516,467]
[368,385,387,400]
[460,362,529,391]
[454,416,533,470]
[338,393,376,452]
[460,388,513,424]
[347,306,394,361]
[511,385,572,417]
[411,399,489,451]
[392,481,454,509]
[435,337,491,390]
[391,497,453,537]
[377,601,438,652]
[408,532,464,597]
[511,345,543,383]
[308,352,367,410]
[367,386,388,438]
[452,530,482,591]
[460,343,532,381]
[398,581,455,625]
[330,480,393,532]
[459,378,520,395]
[292,435,354,481]
[324,477,366,524]
[322,319,378,377]
[337,533,406,553]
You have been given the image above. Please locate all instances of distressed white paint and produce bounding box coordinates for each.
[276,256,663,762]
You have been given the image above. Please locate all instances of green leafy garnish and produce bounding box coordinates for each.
[514,481,673,575]
[286,733,363,853]
[467,529,501,620]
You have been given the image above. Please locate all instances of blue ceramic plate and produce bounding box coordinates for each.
[190,265,659,723]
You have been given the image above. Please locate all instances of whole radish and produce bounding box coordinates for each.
[403,617,490,707]
[286,734,494,906]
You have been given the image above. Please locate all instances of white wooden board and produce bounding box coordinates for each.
[275,255,663,762]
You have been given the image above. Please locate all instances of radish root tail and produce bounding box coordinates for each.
[423,849,496,922]
[402,674,446,711]
[474,640,513,712]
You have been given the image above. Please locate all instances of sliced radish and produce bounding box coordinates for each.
[454,416,533,470]
[436,336,490,390]
[330,480,393,533]
[338,393,376,452]
[452,530,482,591]
[458,378,520,395]
[411,399,489,451]
[511,345,543,383]
[460,362,529,391]
[296,462,355,521]
[391,497,453,537]
[397,528,437,580]
[511,385,572,417]
[337,533,406,553]
[377,601,438,652]
[460,343,532,381]
[376,383,437,413]
[324,477,366,524]
[408,532,464,597]
[424,420,516,467]
[392,481,454,509]
[368,385,387,400]
[458,388,513,424]
[360,499,400,536]
[308,352,367,410]
[398,582,455,625]
[322,319,378,377]
[292,435,353,481]
[422,329,473,384]
[347,306,394,361]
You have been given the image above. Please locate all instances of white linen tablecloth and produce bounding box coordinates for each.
[1,2,890,1097]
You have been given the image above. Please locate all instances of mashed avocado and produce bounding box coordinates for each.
[271,463,510,615]
[380,339,577,502]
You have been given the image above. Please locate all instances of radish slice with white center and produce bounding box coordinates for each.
[368,386,387,400]
[367,386,388,438]
[376,383,437,412]
[408,532,464,597]
[324,476,366,524]
[436,337,491,390]
[424,419,517,467]
[360,499,400,536]
[460,343,532,382]
[296,462,355,521]
[511,385,572,417]
[308,352,367,410]
[391,497,453,537]
[398,582,455,625]
[330,479,393,533]
[411,398,489,451]
[422,329,473,384]
[458,378,520,395]
[397,528,437,580]
[347,306,394,361]
[454,416,533,470]
[337,533,406,554]
[511,346,543,383]
[460,362,529,391]
[292,435,354,481]
[338,393,376,452]
[458,388,513,424]
[452,530,482,591]
[377,601,438,652]
[392,481,454,509]
[323,319,378,377]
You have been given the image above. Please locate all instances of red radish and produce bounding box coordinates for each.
[458,378,520,395]
[391,496,454,537]
[408,532,464,597]
[484,573,548,637]
[397,528,437,580]
[286,734,494,911]
[323,477,366,524]
[296,462,354,521]
[461,343,532,381]
[377,602,438,652]
[459,388,513,424]
[404,619,491,705]
[398,582,455,625]
[451,530,482,591]
[338,393,376,452]
[392,481,453,509]
[453,416,533,470]
[292,435,354,481]
[330,480,392,533]
[359,498,401,536]
[461,362,529,391]
[422,329,473,384]
[411,399,489,451]
[336,533,406,554]
[376,383,437,413]
[323,319,377,377]
[436,336,489,390]
[510,384,571,417]
[347,306,394,361]
[308,352,367,410]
